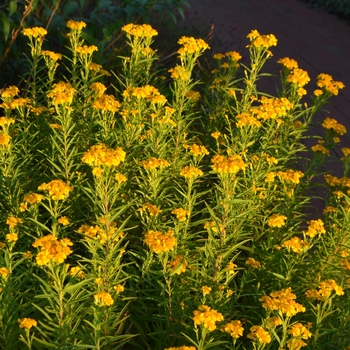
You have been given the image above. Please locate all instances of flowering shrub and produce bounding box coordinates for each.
[0,22,349,350]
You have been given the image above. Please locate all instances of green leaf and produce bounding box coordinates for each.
[9,1,18,16]
[1,12,10,42]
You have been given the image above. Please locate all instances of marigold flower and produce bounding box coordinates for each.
[169,66,191,80]
[211,131,221,139]
[184,144,209,157]
[38,179,72,200]
[90,82,107,96]
[0,267,9,278]
[6,233,18,243]
[6,216,23,228]
[211,154,246,174]
[322,117,346,135]
[122,23,158,38]
[288,323,312,339]
[245,257,261,269]
[282,236,309,253]
[259,287,305,316]
[115,173,127,183]
[82,144,126,167]
[139,203,162,216]
[171,208,189,222]
[221,320,244,339]
[1,86,19,99]
[268,214,287,228]
[246,29,277,49]
[180,166,204,179]
[66,20,86,30]
[268,316,282,327]
[166,346,196,350]
[225,51,242,61]
[141,157,170,170]
[0,133,11,146]
[47,82,76,105]
[287,339,308,350]
[304,219,326,238]
[18,318,37,329]
[33,235,73,265]
[317,73,345,95]
[311,142,330,156]
[168,255,188,275]
[202,286,212,295]
[306,279,344,301]
[247,325,271,344]
[193,305,224,331]
[22,27,47,38]
[76,45,98,55]
[252,96,293,120]
[69,266,85,278]
[42,50,62,61]
[277,57,298,70]
[178,36,210,56]
[92,94,121,112]
[286,68,310,87]
[236,112,261,128]
[113,284,124,293]
[144,230,177,254]
[94,291,114,306]
[58,216,70,226]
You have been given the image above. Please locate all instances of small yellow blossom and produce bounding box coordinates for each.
[201,286,212,295]
[38,179,72,200]
[144,230,177,254]
[268,214,287,228]
[304,219,326,238]
[58,216,70,226]
[6,233,18,243]
[122,23,158,38]
[247,325,271,344]
[245,257,261,269]
[6,216,23,228]
[66,20,87,30]
[221,320,244,339]
[22,27,47,38]
[168,255,188,275]
[18,318,37,329]
[171,208,189,222]
[113,284,125,293]
[94,291,114,306]
[0,267,9,278]
[193,305,224,331]
[288,323,312,339]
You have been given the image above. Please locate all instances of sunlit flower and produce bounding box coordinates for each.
[58,216,70,226]
[113,284,124,293]
[180,166,204,178]
[247,325,271,344]
[6,233,18,243]
[122,23,158,38]
[303,219,326,238]
[221,320,244,339]
[171,208,189,222]
[18,318,37,329]
[245,257,261,269]
[268,214,287,228]
[66,20,86,30]
[38,179,72,200]
[94,291,114,306]
[288,323,312,339]
[202,286,212,295]
[0,267,9,278]
[82,144,125,167]
[6,216,23,228]
[144,230,177,254]
[193,305,224,331]
[22,27,47,38]
[168,255,188,275]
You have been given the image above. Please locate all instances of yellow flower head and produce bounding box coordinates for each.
[286,68,310,87]
[22,27,47,38]
[288,323,312,339]
[221,320,244,339]
[122,23,158,38]
[211,154,246,174]
[247,29,277,49]
[201,286,212,295]
[277,57,298,70]
[193,305,224,331]
[6,216,23,228]
[180,166,204,179]
[47,82,76,105]
[18,318,37,329]
[303,219,326,238]
[82,144,126,167]
[317,73,345,95]
[0,267,9,278]
[245,257,261,269]
[38,179,72,200]
[6,233,18,243]
[268,214,287,228]
[168,255,188,275]
[94,291,114,306]
[321,117,347,135]
[171,208,189,222]
[66,20,87,31]
[144,230,177,254]
[247,325,271,344]
[92,94,121,112]
[1,86,19,99]
[178,36,210,56]
[42,50,62,61]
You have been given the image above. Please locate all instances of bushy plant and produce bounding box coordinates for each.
[0,22,349,350]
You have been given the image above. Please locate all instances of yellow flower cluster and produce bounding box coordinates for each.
[1,97,30,110]
[94,291,114,306]
[141,157,170,169]
[288,322,312,340]
[204,220,224,234]
[303,219,326,238]
[91,82,107,96]
[18,318,37,329]
[177,36,210,55]
[317,73,345,96]
[268,214,287,228]
[168,255,188,275]
[236,112,262,128]
[324,174,350,187]
[245,257,261,269]
[282,236,309,254]
[193,305,224,331]
[0,117,15,127]
[211,154,246,174]
[202,286,212,295]
[286,68,310,88]
[122,23,158,38]
[169,66,191,80]
[171,208,189,221]
[20,193,45,211]
[184,144,209,157]
[180,166,204,179]
[139,203,162,216]
[82,144,126,167]
[69,266,85,278]
[259,287,305,316]
[252,96,293,121]
[32,235,73,265]
[66,20,87,31]
[247,325,271,344]
[92,94,121,112]
[287,338,308,350]
[76,45,98,55]
[305,279,344,301]
[22,27,47,38]
[277,57,299,70]
[0,133,11,146]
[42,50,62,61]
[38,179,72,200]
[221,320,244,339]
[246,29,277,49]
[268,316,282,327]
[6,233,18,243]
[58,216,70,226]
[0,267,9,278]
[6,216,23,228]
[321,117,347,135]
[78,221,123,244]
[311,140,330,156]
[123,85,167,104]
[47,82,77,105]
[265,169,303,184]
[144,230,177,254]
[1,85,19,98]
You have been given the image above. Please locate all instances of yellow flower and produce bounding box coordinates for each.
[177,36,210,56]
[317,73,345,95]
[0,133,11,146]
[95,278,103,285]
[113,284,124,293]
[246,29,277,49]
[180,166,204,179]
[211,131,221,139]
[288,323,312,339]
[6,233,18,243]
[168,255,188,275]
[6,216,23,228]
[221,320,244,339]
[236,112,261,128]
[184,144,209,157]
[1,86,19,98]
[69,266,85,278]
[169,66,191,80]
[193,305,224,331]
[166,346,196,350]
[141,157,170,170]
[303,219,326,238]
[282,237,309,254]
[82,144,126,167]
[286,68,310,87]
[322,117,347,135]
[42,50,62,61]
[171,208,189,222]
[47,82,76,105]
[245,257,261,269]
[58,216,70,226]
[115,173,127,183]
[92,94,121,112]
[22,27,47,38]
[268,214,287,228]
[225,51,242,61]
[139,203,162,216]
[122,23,158,38]
[66,20,86,30]
[268,316,282,327]
[0,267,9,278]
[76,45,98,55]
[90,82,107,96]
[38,179,73,200]
[247,325,271,344]
[211,154,246,174]
[277,57,298,70]
[201,286,212,295]
[144,230,177,254]
[18,318,37,329]
[94,291,114,306]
